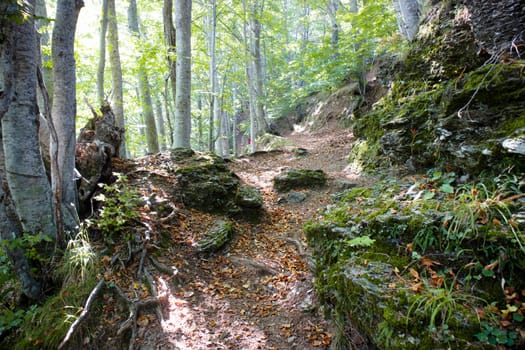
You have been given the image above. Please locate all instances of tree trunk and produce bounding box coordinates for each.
[172,0,192,148]
[242,0,257,153]
[51,0,84,235]
[155,97,167,150]
[163,0,177,120]
[107,0,127,158]
[250,7,268,136]
[327,0,339,56]
[128,0,159,154]
[208,0,217,152]
[36,0,53,108]
[0,0,46,300]
[97,0,109,106]
[392,0,420,41]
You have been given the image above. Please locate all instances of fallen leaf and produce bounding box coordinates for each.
[409,268,420,281]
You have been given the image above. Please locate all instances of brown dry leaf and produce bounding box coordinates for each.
[492,218,502,226]
[500,320,512,327]
[409,282,423,293]
[406,242,414,252]
[484,260,499,271]
[409,268,420,281]
[421,257,441,268]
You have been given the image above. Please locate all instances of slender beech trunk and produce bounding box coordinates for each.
[155,98,167,150]
[163,0,177,121]
[208,0,218,153]
[241,0,257,153]
[97,0,109,106]
[51,0,84,235]
[108,0,127,158]
[172,0,192,148]
[128,0,159,154]
[250,5,268,135]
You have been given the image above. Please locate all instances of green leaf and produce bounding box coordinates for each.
[347,236,375,248]
[481,269,495,277]
[423,191,435,200]
[439,184,454,194]
[512,313,524,322]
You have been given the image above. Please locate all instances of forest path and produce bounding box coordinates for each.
[112,123,369,350]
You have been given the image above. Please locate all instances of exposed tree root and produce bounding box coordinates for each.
[229,256,280,275]
[58,279,105,349]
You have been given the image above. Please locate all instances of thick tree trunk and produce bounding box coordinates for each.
[52,0,84,235]
[97,0,109,106]
[0,0,46,300]
[173,0,192,148]
[128,0,159,154]
[107,0,127,158]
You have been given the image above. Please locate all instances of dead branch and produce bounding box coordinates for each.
[58,279,105,349]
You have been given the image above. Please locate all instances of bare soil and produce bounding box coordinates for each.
[90,123,368,350]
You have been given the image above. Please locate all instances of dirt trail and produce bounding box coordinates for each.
[108,124,365,350]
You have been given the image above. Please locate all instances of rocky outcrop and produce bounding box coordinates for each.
[350,1,525,175]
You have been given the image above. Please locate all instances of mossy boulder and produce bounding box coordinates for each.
[172,149,263,217]
[273,168,328,192]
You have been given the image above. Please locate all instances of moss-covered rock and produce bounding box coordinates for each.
[273,168,328,192]
[195,220,235,253]
[306,175,525,349]
[172,149,263,217]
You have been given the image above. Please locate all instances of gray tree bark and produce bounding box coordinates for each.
[51,0,84,235]
[250,2,268,137]
[107,0,127,158]
[97,0,109,106]
[172,0,192,148]
[163,0,177,123]
[128,0,159,154]
[0,0,47,300]
[208,0,218,152]
[393,0,420,41]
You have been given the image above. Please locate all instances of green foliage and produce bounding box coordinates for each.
[92,173,141,239]
[1,233,54,263]
[475,321,520,346]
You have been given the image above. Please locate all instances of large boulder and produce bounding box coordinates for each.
[273,168,328,192]
[172,149,263,217]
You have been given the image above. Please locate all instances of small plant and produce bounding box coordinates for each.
[93,173,140,238]
[406,279,483,333]
[475,321,520,346]
[56,228,97,286]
